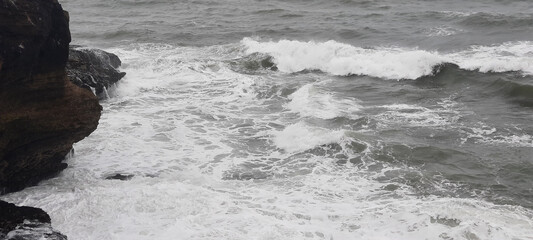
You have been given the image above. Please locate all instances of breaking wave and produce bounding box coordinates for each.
[242,38,533,80]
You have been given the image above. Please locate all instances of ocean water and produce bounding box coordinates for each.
[2,0,533,239]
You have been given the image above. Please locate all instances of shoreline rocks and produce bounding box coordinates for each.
[0,200,67,240]
[67,47,126,99]
[0,0,114,238]
[0,0,101,194]
[0,200,49,236]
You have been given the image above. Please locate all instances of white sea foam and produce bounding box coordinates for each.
[273,122,345,152]
[2,41,533,240]
[438,10,479,18]
[374,102,461,128]
[427,26,462,37]
[462,123,533,147]
[242,38,445,80]
[449,41,533,75]
[3,163,533,240]
[286,83,361,119]
[242,38,533,79]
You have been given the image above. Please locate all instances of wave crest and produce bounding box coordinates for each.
[242,38,444,80]
[242,38,533,80]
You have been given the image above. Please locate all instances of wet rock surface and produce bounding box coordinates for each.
[3,221,67,240]
[105,173,134,181]
[0,0,101,193]
[0,200,66,240]
[0,201,49,235]
[1,0,103,238]
[67,47,126,99]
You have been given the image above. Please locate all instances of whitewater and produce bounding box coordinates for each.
[2,39,532,239]
[3,0,533,239]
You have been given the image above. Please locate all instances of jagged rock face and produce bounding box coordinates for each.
[67,47,126,99]
[0,0,102,193]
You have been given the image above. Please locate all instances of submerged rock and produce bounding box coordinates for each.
[67,47,126,99]
[105,173,134,181]
[229,53,278,74]
[0,0,101,192]
[0,200,66,240]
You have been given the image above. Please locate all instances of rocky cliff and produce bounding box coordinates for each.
[0,0,101,193]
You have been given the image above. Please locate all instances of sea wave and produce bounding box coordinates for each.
[458,12,533,28]
[447,41,533,74]
[242,38,444,80]
[242,38,533,80]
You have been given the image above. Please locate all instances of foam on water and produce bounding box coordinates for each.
[461,123,533,147]
[242,38,533,79]
[427,26,462,37]
[273,122,345,152]
[438,11,479,18]
[2,42,533,240]
[4,162,533,240]
[449,41,533,75]
[286,83,361,119]
[242,38,444,80]
[374,102,461,128]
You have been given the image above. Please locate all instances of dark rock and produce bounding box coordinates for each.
[67,47,126,99]
[0,0,101,193]
[4,222,67,240]
[0,200,50,235]
[0,1,104,239]
[105,173,134,181]
[0,201,66,240]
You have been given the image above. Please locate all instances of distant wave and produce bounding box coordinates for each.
[242,38,533,80]
[422,11,533,29]
[420,63,533,108]
[458,12,533,28]
[447,42,533,74]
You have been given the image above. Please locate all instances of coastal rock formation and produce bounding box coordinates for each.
[0,200,67,240]
[0,0,101,193]
[67,47,126,99]
[0,200,49,236]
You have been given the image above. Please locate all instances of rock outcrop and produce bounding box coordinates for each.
[0,200,49,236]
[0,200,67,239]
[1,0,108,239]
[0,0,101,193]
[67,47,126,99]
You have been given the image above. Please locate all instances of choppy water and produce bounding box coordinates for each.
[3,0,533,239]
